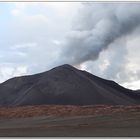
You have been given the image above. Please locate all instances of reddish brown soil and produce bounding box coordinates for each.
[0,105,140,119]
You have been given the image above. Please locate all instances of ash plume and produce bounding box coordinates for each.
[61,3,140,66]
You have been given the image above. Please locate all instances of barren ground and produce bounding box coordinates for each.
[0,105,140,137]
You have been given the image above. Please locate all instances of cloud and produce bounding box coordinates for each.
[43,2,81,18]
[59,3,140,66]
[0,63,28,83]
[10,2,26,16]
[11,43,37,49]
[123,80,140,90]
[0,2,81,75]
[11,9,20,16]
[52,40,61,45]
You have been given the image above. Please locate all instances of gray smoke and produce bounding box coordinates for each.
[60,3,140,66]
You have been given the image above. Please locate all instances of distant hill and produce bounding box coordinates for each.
[0,64,139,106]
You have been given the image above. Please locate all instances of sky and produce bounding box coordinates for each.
[0,2,140,90]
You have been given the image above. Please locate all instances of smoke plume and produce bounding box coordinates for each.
[60,3,140,66]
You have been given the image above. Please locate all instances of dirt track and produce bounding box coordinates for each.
[0,105,140,137]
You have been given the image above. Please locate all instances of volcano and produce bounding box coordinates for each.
[0,64,139,106]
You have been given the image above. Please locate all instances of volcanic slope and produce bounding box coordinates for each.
[0,64,139,106]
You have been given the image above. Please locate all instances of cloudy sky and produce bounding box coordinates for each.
[0,2,140,90]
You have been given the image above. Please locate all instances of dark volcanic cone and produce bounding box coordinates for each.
[0,64,139,106]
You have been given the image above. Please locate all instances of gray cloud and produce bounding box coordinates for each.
[60,3,140,66]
